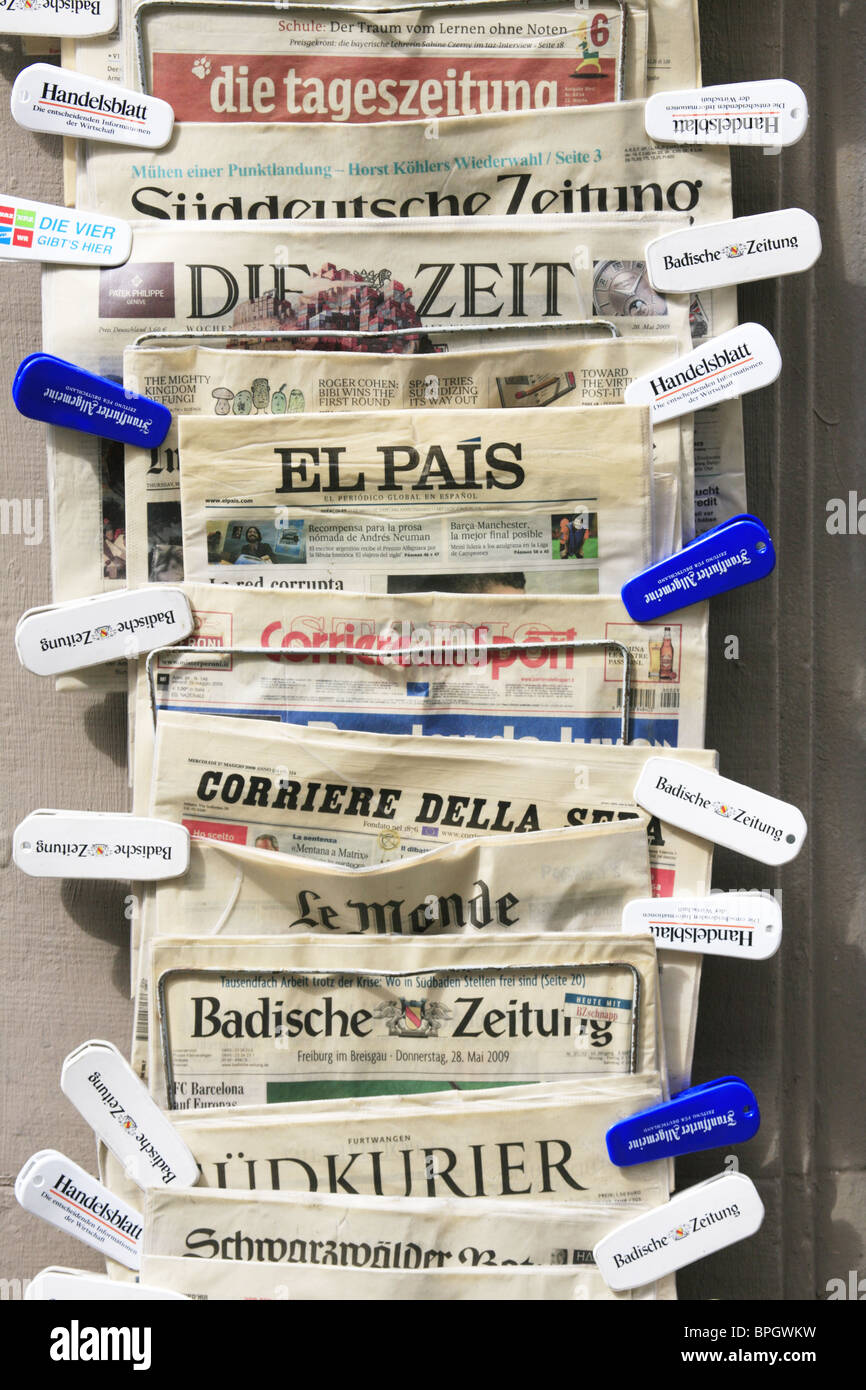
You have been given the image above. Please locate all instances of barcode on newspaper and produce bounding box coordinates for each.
[616,688,680,710]
[134,981,149,1042]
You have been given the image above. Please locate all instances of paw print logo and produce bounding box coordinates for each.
[191,57,212,80]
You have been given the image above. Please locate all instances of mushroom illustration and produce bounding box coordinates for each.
[212,387,234,416]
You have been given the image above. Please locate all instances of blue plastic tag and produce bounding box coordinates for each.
[606,1077,760,1166]
[12,353,171,447]
[621,514,775,620]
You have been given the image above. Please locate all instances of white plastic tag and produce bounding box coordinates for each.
[26,1266,188,1300]
[12,64,174,149]
[0,0,117,38]
[645,80,808,147]
[15,586,193,675]
[622,894,783,960]
[594,1172,765,1290]
[623,324,781,422]
[646,209,821,293]
[633,757,807,866]
[61,1041,199,1190]
[13,811,190,880]
[0,194,130,266]
[15,1151,143,1272]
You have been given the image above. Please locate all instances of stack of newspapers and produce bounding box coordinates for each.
[41,0,735,1299]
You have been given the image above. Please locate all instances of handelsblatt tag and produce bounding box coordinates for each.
[593,1172,765,1290]
[15,1151,143,1272]
[646,210,822,293]
[0,0,117,38]
[623,324,781,422]
[12,64,174,148]
[26,1267,187,1300]
[633,757,807,866]
[622,894,783,960]
[15,586,193,675]
[61,1041,199,1190]
[13,811,190,880]
[0,195,130,266]
[645,80,808,147]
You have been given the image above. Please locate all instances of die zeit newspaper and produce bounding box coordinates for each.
[142,716,714,1089]
[176,403,654,594]
[123,334,693,592]
[148,934,663,1109]
[141,1186,675,1299]
[45,210,700,695]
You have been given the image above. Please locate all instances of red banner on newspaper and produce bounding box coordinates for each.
[153,52,615,123]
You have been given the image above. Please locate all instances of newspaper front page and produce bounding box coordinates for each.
[121,0,701,99]
[177,404,654,594]
[82,101,730,225]
[102,1071,671,1207]
[143,1186,645,1273]
[134,1,650,119]
[124,336,692,592]
[44,211,697,693]
[141,1185,676,1296]
[148,933,662,1108]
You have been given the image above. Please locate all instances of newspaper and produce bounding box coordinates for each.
[133,1,650,118]
[148,933,663,1108]
[132,584,709,804]
[102,1072,672,1209]
[44,211,696,695]
[143,716,714,1088]
[141,1185,676,1295]
[88,1,701,99]
[81,101,731,225]
[177,403,654,593]
[143,805,651,935]
[143,1186,649,1273]
[124,336,692,591]
[139,1253,629,1299]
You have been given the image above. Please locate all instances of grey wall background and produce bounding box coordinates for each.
[0,1,863,1300]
